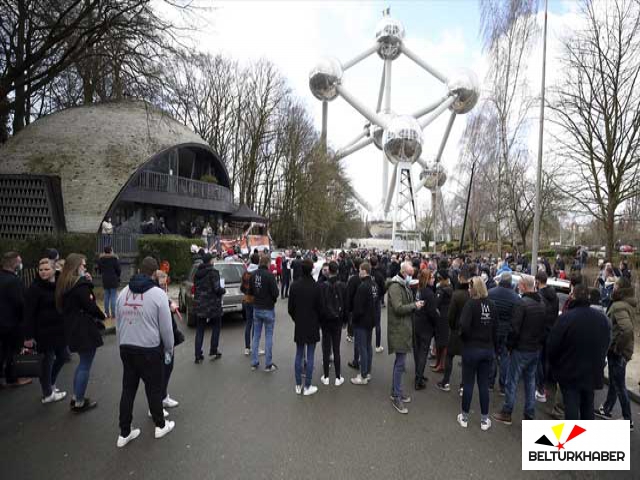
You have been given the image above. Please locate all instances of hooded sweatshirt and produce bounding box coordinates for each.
[116,274,174,354]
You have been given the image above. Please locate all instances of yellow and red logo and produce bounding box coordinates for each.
[535,423,586,450]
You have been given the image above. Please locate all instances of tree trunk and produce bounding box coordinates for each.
[605,208,616,261]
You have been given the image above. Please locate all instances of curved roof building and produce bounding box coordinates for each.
[0,101,234,239]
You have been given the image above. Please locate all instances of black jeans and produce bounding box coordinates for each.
[374,301,382,348]
[321,324,342,378]
[119,348,165,437]
[40,346,67,397]
[195,316,222,358]
[0,329,21,383]
[461,347,493,416]
[414,328,433,382]
[560,385,595,420]
[442,352,456,385]
[281,275,290,298]
[603,352,632,420]
[162,356,174,400]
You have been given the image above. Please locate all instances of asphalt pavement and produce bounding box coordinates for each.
[0,297,637,480]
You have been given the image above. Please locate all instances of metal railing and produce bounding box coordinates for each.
[97,233,141,255]
[131,170,233,203]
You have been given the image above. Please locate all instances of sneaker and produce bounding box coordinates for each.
[244,348,251,356]
[436,382,451,392]
[116,428,141,448]
[52,385,60,393]
[259,349,266,356]
[42,391,67,404]
[155,420,175,439]
[391,397,409,414]
[366,373,372,381]
[163,396,179,408]
[535,390,547,403]
[295,385,302,395]
[389,394,412,403]
[375,346,384,353]
[251,364,259,371]
[457,413,468,428]
[209,353,222,361]
[481,418,492,431]
[71,398,97,413]
[594,406,612,419]
[492,411,513,425]
[347,361,359,370]
[194,357,203,364]
[320,376,330,386]
[303,385,318,396]
[264,364,278,372]
[335,377,345,387]
[350,375,368,385]
[148,409,169,418]
[346,336,353,343]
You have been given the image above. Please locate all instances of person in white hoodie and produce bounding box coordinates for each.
[115,257,175,448]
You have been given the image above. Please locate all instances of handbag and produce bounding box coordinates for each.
[13,348,44,378]
[172,315,185,346]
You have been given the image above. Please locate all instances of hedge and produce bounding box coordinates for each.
[137,235,204,280]
[0,233,97,270]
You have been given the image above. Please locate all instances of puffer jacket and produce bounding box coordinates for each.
[386,275,416,354]
[508,292,547,352]
[193,263,226,319]
[607,288,636,361]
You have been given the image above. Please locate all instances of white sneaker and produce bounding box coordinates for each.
[346,336,353,343]
[335,377,345,387]
[155,420,175,439]
[244,348,251,356]
[481,418,492,431]
[117,428,141,448]
[350,375,368,385]
[303,385,318,396]
[42,391,67,404]
[366,373,372,381]
[457,413,468,428]
[375,346,384,353]
[148,409,169,418]
[259,349,265,356]
[535,391,547,403]
[320,375,330,385]
[295,385,302,395]
[52,385,60,393]
[163,396,179,408]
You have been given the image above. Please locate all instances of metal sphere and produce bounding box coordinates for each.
[382,115,423,165]
[420,162,447,190]
[309,57,343,101]
[375,17,405,60]
[447,68,480,114]
[372,112,395,150]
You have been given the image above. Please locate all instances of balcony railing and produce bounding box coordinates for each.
[97,233,141,255]
[131,170,233,203]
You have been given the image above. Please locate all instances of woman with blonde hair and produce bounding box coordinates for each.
[457,276,498,431]
[55,253,105,413]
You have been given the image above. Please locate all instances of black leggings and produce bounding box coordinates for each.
[321,324,342,378]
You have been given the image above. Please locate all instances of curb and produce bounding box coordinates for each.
[603,375,640,405]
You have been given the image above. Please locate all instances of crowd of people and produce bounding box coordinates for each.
[0,245,635,450]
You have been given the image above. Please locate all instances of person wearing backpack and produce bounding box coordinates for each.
[241,254,260,356]
[319,261,347,387]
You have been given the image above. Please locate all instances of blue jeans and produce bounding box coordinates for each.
[73,349,96,402]
[374,301,382,348]
[489,333,509,389]
[295,343,316,388]
[243,303,254,349]
[503,349,539,418]
[355,327,372,377]
[603,352,631,420]
[40,346,67,397]
[462,347,493,417]
[104,288,117,318]
[392,352,406,398]
[252,308,275,367]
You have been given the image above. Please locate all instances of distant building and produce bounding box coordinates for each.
[0,101,236,239]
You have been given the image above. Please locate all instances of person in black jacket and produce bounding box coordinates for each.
[431,270,452,373]
[288,259,323,395]
[370,256,386,353]
[0,251,32,387]
[493,274,548,425]
[350,262,378,385]
[96,246,121,319]
[249,254,279,372]
[414,269,439,390]
[458,277,498,431]
[192,254,226,363]
[24,258,68,403]
[547,282,610,420]
[291,252,303,282]
[346,257,363,366]
[55,253,106,413]
[534,271,559,401]
[319,261,347,387]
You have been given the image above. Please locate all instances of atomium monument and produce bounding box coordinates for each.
[309,9,479,251]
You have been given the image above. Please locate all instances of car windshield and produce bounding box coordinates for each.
[214,264,244,284]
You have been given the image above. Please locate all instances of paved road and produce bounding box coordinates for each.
[0,297,637,480]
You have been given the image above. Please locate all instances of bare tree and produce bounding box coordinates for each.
[550,0,640,258]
